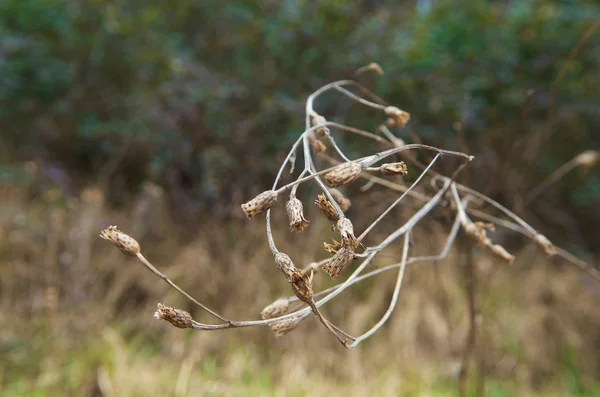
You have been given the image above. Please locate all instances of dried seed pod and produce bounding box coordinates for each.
[328,188,351,212]
[384,106,411,128]
[311,114,330,138]
[336,217,359,249]
[322,247,355,279]
[490,244,515,264]
[261,298,289,320]
[323,239,343,255]
[533,234,557,256]
[154,303,192,328]
[100,225,140,256]
[286,197,310,232]
[315,193,340,221]
[464,222,491,246]
[324,162,362,187]
[270,315,305,338]
[274,252,297,281]
[379,162,408,176]
[355,62,384,76]
[309,133,327,154]
[241,190,278,218]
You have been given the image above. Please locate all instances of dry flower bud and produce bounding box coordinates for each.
[311,115,330,138]
[241,190,278,218]
[464,222,491,246]
[324,162,362,187]
[100,225,140,256]
[379,162,408,176]
[261,298,289,320]
[384,106,411,128]
[533,234,557,256]
[574,150,599,168]
[490,244,515,264]
[286,197,310,232]
[315,193,340,221]
[274,252,297,281]
[328,188,351,212]
[322,247,355,279]
[309,133,327,154]
[323,239,343,255]
[336,217,359,249]
[154,303,192,328]
[270,315,305,338]
[355,62,384,76]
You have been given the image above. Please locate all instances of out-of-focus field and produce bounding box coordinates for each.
[1,183,599,397]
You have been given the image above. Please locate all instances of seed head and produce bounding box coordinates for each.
[384,106,411,128]
[336,217,359,249]
[100,225,140,256]
[490,244,515,264]
[533,234,557,256]
[286,197,310,232]
[379,162,408,176]
[328,188,351,212]
[270,315,305,338]
[322,247,355,279]
[261,298,290,320]
[311,114,330,138]
[315,193,340,221]
[241,190,278,218]
[324,162,362,187]
[355,62,384,76]
[154,303,193,329]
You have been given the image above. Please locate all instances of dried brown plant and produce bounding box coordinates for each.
[99,64,598,350]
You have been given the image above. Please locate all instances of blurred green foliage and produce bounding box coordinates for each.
[0,0,598,228]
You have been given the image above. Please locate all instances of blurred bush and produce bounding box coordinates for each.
[1,0,599,239]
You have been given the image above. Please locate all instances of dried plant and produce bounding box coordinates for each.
[99,64,598,350]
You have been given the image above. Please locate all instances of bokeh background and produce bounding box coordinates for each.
[1,0,600,396]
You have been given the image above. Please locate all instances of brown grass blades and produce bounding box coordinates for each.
[99,66,598,349]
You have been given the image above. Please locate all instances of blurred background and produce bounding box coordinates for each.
[1,0,600,396]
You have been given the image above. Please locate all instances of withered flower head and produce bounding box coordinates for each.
[100,225,140,256]
[490,244,515,264]
[315,193,340,221]
[328,188,351,212]
[384,106,411,128]
[154,303,193,329]
[336,217,359,249]
[241,190,278,218]
[311,115,330,138]
[379,162,408,177]
[261,298,290,320]
[533,234,557,256]
[289,268,313,304]
[324,162,362,187]
[322,247,355,279]
[270,315,305,338]
[286,197,310,232]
